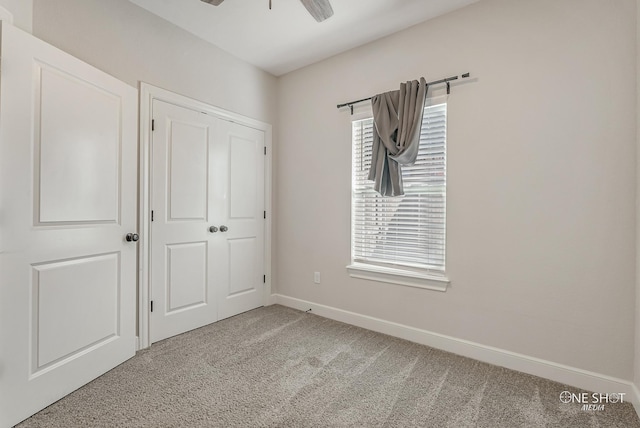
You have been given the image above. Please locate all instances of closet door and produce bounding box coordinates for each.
[0,23,138,428]
[150,100,265,343]
[150,100,219,343]
[215,119,265,320]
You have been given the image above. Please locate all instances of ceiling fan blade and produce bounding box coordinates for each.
[300,0,334,22]
[201,0,224,6]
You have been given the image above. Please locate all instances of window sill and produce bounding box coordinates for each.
[346,263,449,292]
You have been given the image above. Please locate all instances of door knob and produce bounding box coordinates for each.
[126,233,139,242]
[209,226,218,233]
[219,225,228,232]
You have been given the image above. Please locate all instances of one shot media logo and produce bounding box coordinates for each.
[559,391,626,411]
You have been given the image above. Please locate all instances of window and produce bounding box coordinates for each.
[348,99,449,291]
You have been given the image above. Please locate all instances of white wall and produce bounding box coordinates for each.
[31,0,277,125]
[276,0,637,380]
[0,0,32,32]
[27,0,639,384]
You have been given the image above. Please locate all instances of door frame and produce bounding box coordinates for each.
[137,83,273,350]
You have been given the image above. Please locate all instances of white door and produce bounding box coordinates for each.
[215,119,265,320]
[150,100,265,343]
[150,100,218,343]
[0,23,138,428]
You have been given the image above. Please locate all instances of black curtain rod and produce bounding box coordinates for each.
[336,72,470,112]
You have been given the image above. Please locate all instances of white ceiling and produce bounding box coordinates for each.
[129,0,478,76]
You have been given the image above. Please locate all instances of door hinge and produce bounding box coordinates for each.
[263,275,266,283]
[150,300,154,312]
[152,119,155,131]
[264,146,267,155]
[263,211,266,219]
[151,210,154,222]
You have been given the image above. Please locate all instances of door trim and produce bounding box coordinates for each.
[137,83,273,350]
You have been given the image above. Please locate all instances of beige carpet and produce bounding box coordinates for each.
[17,305,640,427]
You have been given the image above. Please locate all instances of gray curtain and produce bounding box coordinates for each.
[368,77,428,196]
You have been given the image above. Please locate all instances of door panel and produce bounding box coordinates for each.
[228,238,257,295]
[168,121,209,221]
[0,23,137,428]
[36,64,121,224]
[166,242,208,312]
[229,136,258,218]
[34,253,120,370]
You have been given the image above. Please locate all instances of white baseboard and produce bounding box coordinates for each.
[272,293,640,414]
[266,294,278,306]
[632,383,640,417]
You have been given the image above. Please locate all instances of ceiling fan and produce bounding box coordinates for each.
[200,0,334,22]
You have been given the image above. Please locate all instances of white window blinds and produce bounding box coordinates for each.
[351,102,447,274]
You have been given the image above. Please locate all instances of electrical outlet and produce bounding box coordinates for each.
[314,272,321,284]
